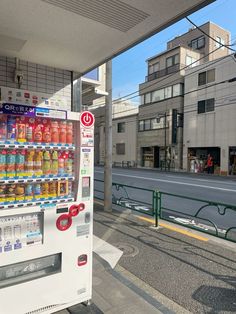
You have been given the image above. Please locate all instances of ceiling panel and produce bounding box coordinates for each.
[0,0,214,74]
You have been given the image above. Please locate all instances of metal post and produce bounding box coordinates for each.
[104,60,112,212]
[164,112,167,171]
[73,76,82,112]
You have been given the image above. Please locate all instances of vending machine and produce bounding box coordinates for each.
[0,99,95,314]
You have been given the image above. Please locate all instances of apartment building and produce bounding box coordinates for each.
[93,100,138,166]
[183,54,236,175]
[138,22,230,169]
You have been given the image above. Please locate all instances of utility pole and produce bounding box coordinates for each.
[104,60,112,212]
[164,112,167,171]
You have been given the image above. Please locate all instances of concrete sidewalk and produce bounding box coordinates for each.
[57,252,185,314]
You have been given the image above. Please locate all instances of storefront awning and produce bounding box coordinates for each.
[0,0,214,74]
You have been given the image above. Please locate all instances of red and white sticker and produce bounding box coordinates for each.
[80,111,94,128]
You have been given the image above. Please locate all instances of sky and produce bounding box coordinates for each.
[112,0,236,103]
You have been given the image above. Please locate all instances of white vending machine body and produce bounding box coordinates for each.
[0,104,94,314]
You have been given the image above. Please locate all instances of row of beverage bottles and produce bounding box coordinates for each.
[0,115,74,144]
[0,181,73,204]
[0,149,73,178]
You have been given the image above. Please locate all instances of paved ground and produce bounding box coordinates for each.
[93,204,236,314]
[56,203,236,314]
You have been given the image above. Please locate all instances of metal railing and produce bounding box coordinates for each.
[94,179,158,227]
[94,179,236,243]
[145,63,184,82]
[158,191,236,243]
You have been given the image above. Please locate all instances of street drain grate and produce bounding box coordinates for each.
[113,242,139,257]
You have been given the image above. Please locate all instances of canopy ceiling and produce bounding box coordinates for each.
[0,0,214,75]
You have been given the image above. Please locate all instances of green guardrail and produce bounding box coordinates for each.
[158,191,236,243]
[94,178,159,227]
[94,179,236,243]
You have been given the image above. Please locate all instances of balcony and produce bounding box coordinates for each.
[146,63,184,82]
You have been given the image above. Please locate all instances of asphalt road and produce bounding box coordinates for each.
[94,167,236,238]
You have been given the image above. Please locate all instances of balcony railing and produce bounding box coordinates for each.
[146,63,184,82]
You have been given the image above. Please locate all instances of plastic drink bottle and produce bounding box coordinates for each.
[34,151,43,176]
[43,151,51,175]
[34,119,43,143]
[25,184,34,201]
[49,181,57,198]
[59,121,66,144]
[51,151,59,175]
[58,152,65,175]
[7,116,16,142]
[0,116,7,141]
[0,150,6,178]
[5,184,16,203]
[0,184,6,203]
[15,150,25,177]
[66,122,73,144]
[25,150,34,176]
[42,182,49,198]
[16,117,26,142]
[65,152,73,175]
[6,150,16,177]
[15,184,25,201]
[50,120,59,144]
[34,183,41,199]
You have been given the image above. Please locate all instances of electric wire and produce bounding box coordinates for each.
[185,16,236,51]
[93,55,236,122]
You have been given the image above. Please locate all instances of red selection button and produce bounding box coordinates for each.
[69,203,85,217]
[80,111,94,128]
[69,205,80,217]
[56,214,72,231]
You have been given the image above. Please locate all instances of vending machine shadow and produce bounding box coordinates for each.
[0,101,95,314]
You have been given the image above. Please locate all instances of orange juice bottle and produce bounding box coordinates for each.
[66,122,73,144]
[34,119,43,143]
[50,120,59,144]
[59,121,66,144]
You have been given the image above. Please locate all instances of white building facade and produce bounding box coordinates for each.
[93,100,138,166]
[183,54,236,175]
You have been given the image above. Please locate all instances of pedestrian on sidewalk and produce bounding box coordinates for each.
[207,154,214,174]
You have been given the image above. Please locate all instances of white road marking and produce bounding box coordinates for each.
[166,175,235,185]
[95,170,236,192]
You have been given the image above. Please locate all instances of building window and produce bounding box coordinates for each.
[164,86,172,99]
[173,84,183,97]
[149,62,159,74]
[116,143,125,155]
[141,95,144,105]
[139,120,144,131]
[186,55,198,68]
[166,54,179,68]
[152,89,164,102]
[216,36,225,49]
[117,122,125,133]
[197,98,215,114]
[198,69,215,86]
[144,119,151,130]
[145,93,151,104]
[190,36,205,49]
[139,118,166,131]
